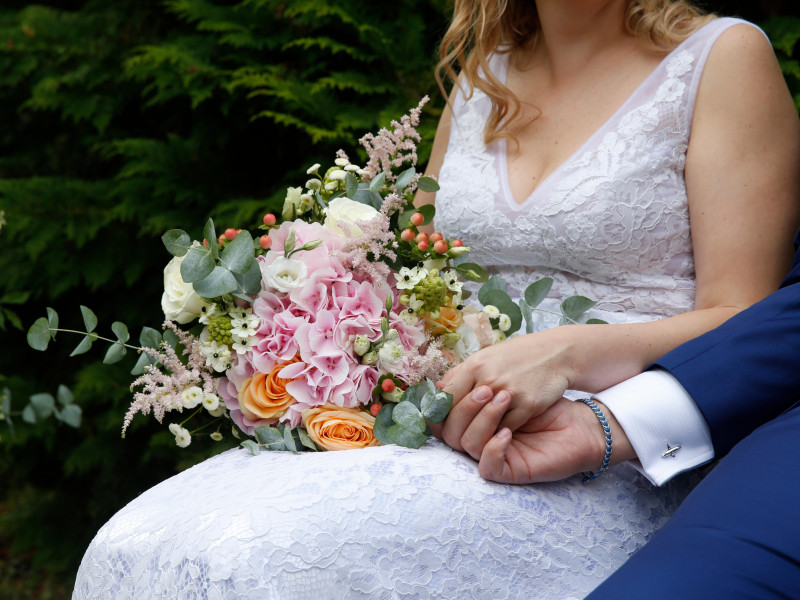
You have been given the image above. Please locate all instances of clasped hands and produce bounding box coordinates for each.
[431,330,634,484]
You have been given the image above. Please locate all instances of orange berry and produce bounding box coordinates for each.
[451,239,464,247]
[401,228,415,242]
[417,240,429,251]
[203,239,209,247]
[410,212,425,226]
[429,232,443,243]
[416,232,429,244]
[263,213,276,226]
[369,403,382,417]
[224,228,238,240]
[381,379,396,393]
[433,240,448,254]
[218,234,227,246]
[259,235,272,250]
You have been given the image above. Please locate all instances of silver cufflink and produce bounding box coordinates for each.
[662,444,681,458]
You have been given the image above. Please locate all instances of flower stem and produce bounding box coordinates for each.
[48,328,144,351]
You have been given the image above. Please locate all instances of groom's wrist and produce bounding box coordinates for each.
[591,399,636,465]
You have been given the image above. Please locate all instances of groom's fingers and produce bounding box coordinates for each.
[460,391,511,460]
[477,428,514,483]
[436,362,476,407]
[440,384,493,452]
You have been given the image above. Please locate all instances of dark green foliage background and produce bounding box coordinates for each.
[0,0,797,596]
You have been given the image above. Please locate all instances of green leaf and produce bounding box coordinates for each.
[284,229,297,254]
[220,230,255,274]
[345,172,358,198]
[297,427,318,451]
[139,327,162,349]
[0,291,30,305]
[162,229,192,257]
[233,258,262,296]
[254,425,285,450]
[241,439,261,455]
[387,424,428,449]
[398,204,435,227]
[519,299,535,334]
[416,176,440,192]
[478,276,508,305]
[455,262,490,283]
[103,342,127,365]
[27,317,51,351]
[524,277,554,308]
[373,403,396,445]
[180,246,215,283]
[395,167,416,192]
[111,321,130,343]
[70,335,93,357]
[131,352,153,376]
[162,329,179,349]
[57,385,73,406]
[586,318,608,325]
[193,266,239,297]
[1,388,11,416]
[401,382,423,409]
[368,171,387,193]
[80,306,98,333]
[420,388,453,424]
[46,307,59,339]
[351,185,383,211]
[30,393,55,419]
[22,404,36,425]
[204,218,219,259]
[391,401,426,435]
[3,308,22,331]
[561,296,598,323]
[58,404,82,428]
[481,289,523,335]
[282,425,298,453]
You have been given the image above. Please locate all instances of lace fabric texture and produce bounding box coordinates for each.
[73,18,751,600]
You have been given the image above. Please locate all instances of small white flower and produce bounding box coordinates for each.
[324,181,338,191]
[231,335,257,355]
[262,257,308,293]
[353,335,371,356]
[230,308,259,339]
[396,266,428,290]
[407,294,424,313]
[201,341,233,372]
[282,186,304,220]
[328,169,347,181]
[362,350,378,366]
[202,393,220,411]
[306,163,321,175]
[174,427,192,448]
[447,246,469,257]
[299,194,314,213]
[378,341,405,373]
[198,302,220,325]
[306,178,322,191]
[381,388,404,403]
[168,423,182,435]
[441,270,463,294]
[231,426,241,439]
[210,432,223,441]
[334,157,350,167]
[492,330,507,344]
[208,405,226,418]
[482,305,500,319]
[343,164,360,172]
[397,309,419,325]
[498,314,512,332]
[181,386,204,409]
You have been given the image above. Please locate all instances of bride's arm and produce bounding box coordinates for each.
[438,24,800,453]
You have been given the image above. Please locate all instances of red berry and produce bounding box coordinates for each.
[400,228,415,242]
[218,234,227,246]
[263,213,276,226]
[381,379,396,393]
[259,235,272,250]
[433,240,448,254]
[417,240,429,251]
[429,232,443,243]
[369,403,382,417]
[203,239,209,247]
[410,212,425,226]
[224,228,238,240]
[451,239,464,247]
[416,232,429,244]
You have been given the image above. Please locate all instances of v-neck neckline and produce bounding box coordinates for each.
[498,20,711,212]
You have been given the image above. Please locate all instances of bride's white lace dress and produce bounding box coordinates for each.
[73,18,750,600]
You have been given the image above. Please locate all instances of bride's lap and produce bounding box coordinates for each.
[73,441,699,600]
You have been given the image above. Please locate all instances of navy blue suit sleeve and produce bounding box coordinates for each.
[654,258,800,457]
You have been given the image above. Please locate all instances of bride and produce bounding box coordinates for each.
[73,1,799,599]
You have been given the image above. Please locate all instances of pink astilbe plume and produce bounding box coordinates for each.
[123,322,218,437]
[342,210,397,284]
[359,97,429,190]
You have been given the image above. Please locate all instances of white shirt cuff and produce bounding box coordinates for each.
[594,369,715,486]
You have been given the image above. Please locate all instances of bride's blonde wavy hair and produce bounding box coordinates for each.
[437,0,715,145]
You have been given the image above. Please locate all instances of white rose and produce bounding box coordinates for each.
[323,197,379,237]
[262,257,308,293]
[161,252,211,324]
[453,323,481,361]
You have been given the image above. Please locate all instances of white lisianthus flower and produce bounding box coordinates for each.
[161,249,212,324]
[328,169,347,181]
[396,266,428,290]
[377,341,405,373]
[353,335,371,356]
[282,186,305,220]
[482,305,500,319]
[306,163,321,175]
[263,257,308,293]
[362,350,378,366]
[202,392,220,411]
[181,386,204,409]
[323,197,379,237]
[498,314,512,332]
[208,405,226,418]
[453,323,482,361]
[201,340,233,372]
[381,388,404,403]
[210,432,223,441]
[174,426,192,448]
[447,246,470,257]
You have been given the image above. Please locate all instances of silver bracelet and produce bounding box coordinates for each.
[578,398,612,483]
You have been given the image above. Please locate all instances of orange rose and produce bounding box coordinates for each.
[301,405,380,451]
[426,305,463,335]
[238,358,299,423]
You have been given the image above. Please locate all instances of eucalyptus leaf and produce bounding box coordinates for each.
[455,262,490,283]
[103,342,127,365]
[345,172,358,198]
[80,305,98,333]
[193,266,239,298]
[57,385,73,406]
[130,352,153,376]
[30,393,55,419]
[351,186,383,211]
[282,425,298,453]
[22,404,36,424]
[162,329,179,349]
[480,289,523,334]
[401,382,423,409]
[220,229,255,274]
[240,439,261,455]
[0,291,30,304]
[27,317,51,351]
[4,309,21,331]
[416,176,440,192]
[139,327,162,349]
[561,296,597,322]
[204,218,219,259]
[111,321,130,343]
[524,277,554,308]
[420,389,453,424]
[70,335,93,357]
[297,427,318,451]
[368,171,387,192]
[1,387,11,415]
[387,424,428,449]
[233,258,262,296]
[58,404,82,428]
[46,307,59,338]
[478,276,508,305]
[162,229,192,257]
[519,299,535,334]
[373,404,396,445]
[395,167,416,192]
[254,425,285,450]
[586,318,608,325]
[180,246,215,283]
[391,401,426,435]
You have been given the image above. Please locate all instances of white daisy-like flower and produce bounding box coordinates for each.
[174,426,192,448]
[201,341,233,372]
[198,303,220,325]
[396,266,428,290]
[306,178,322,191]
[230,309,259,339]
[482,305,500,319]
[168,423,182,435]
[232,334,257,355]
[334,157,350,167]
[498,314,512,332]
[181,386,204,409]
[202,393,220,411]
[397,309,419,325]
[208,405,226,418]
[328,169,347,181]
[324,182,338,191]
[306,163,321,175]
[407,294,424,314]
[492,330,507,344]
[343,164,360,172]
[441,270,463,294]
[210,432,223,441]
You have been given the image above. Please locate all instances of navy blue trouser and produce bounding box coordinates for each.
[587,406,800,599]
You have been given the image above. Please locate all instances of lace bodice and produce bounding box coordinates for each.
[435,18,745,321]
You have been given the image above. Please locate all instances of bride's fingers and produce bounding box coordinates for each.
[460,391,511,460]
[440,385,493,452]
[477,428,514,483]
